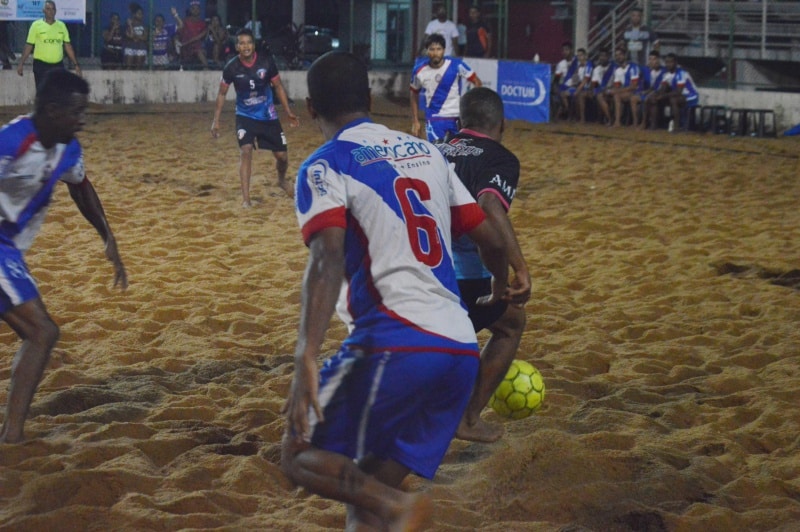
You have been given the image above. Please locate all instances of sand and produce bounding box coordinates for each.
[1,99,799,531]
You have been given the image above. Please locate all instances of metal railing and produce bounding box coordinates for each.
[587,0,640,56]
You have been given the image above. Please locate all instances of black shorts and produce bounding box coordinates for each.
[235,116,287,151]
[458,278,509,333]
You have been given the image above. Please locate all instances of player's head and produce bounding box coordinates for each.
[35,70,89,143]
[459,87,505,136]
[577,48,587,63]
[665,53,678,72]
[614,46,628,64]
[425,33,446,52]
[425,34,446,65]
[44,1,56,21]
[647,50,661,70]
[561,41,573,59]
[597,48,610,66]
[307,51,370,122]
[630,7,643,25]
[236,28,256,58]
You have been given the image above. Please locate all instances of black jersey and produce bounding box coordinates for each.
[221,52,280,121]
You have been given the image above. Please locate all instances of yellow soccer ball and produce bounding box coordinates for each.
[489,359,545,420]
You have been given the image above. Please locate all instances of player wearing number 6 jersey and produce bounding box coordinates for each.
[211,28,299,206]
[282,51,508,531]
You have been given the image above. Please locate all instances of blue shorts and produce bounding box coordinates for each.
[425,118,459,143]
[0,245,39,314]
[310,347,479,479]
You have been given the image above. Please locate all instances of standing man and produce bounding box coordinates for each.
[16,1,81,87]
[436,87,531,443]
[464,5,492,58]
[0,70,127,443]
[410,34,482,143]
[420,4,460,57]
[623,7,659,67]
[211,29,299,206]
[282,51,509,531]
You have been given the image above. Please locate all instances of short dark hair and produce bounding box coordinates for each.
[577,48,587,55]
[459,87,504,131]
[35,70,89,113]
[561,41,573,49]
[307,51,370,120]
[631,7,643,13]
[424,33,446,50]
[236,28,254,40]
[665,52,677,61]
[648,50,660,58]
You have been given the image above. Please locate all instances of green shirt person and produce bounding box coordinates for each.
[16,1,81,87]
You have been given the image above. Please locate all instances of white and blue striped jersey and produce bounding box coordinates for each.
[295,118,486,356]
[410,58,478,119]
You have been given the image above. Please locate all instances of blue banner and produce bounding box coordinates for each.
[497,61,550,123]
[0,0,85,22]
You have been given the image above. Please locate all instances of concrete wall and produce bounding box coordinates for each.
[3,69,799,130]
[0,69,410,108]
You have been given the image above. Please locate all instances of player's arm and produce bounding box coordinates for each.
[67,178,128,290]
[466,219,508,306]
[467,72,482,87]
[211,81,229,138]
[272,77,300,127]
[284,226,345,443]
[478,193,530,306]
[409,86,422,137]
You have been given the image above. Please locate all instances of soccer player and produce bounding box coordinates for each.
[559,47,593,122]
[0,70,127,443]
[282,51,509,531]
[635,50,666,130]
[211,29,299,206]
[410,33,482,143]
[552,41,577,120]
[16,1,81,88]
[600,47,640,128]
[436,87,531,443]
[577,48,614,124]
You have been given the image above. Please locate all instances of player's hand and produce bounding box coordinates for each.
[504,269,531,307]
[411,120,421,138]
[282,355,323,444]
[210,120,219,138]
[287,113,300,128]
[104,236,128,290]
[16,63,23,76]
[476,275,507,307]
[74,65,82,77]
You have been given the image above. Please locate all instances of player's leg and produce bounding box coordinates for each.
[238,144,254,207]
[272,151,292,197]
[597,92,612,124]
[0,298,59,443]
[457,304,525,443]
[577,90,589,124]
[631,93,642,128]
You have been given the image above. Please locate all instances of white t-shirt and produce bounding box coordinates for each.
[424,19,460,56]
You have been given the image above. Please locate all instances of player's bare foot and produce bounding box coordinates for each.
[241,200,252,208]
[278,179,294,198]
[455,417,504,443]
[389,492,432,532]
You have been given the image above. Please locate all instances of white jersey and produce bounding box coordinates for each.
[0,116,85,252]
[424,19,460,56]
[410,57,476,119]
[295,118,485,355]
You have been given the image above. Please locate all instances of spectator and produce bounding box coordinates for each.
[175,0,208,69]
[421,5,460,57]
[464,5,492,58]
[623,7,659,67]
[559,47,592,121]
[152,13,177,69]
[123,3,148,70]
[101,12,124,70]
[605,46,640,128]
[243,12,262,50]
[580,49,615,124]
[16,1,81,87]
[206,14,229,65]
[410,33,482,143]
[0,21,16,70]
[553,41,577,120]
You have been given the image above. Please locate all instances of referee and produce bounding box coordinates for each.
[16,1,81,88]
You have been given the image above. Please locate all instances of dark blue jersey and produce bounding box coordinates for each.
[221,52,280,121]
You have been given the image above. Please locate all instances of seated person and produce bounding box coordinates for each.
[635,51,667,129]
[552,41,577,120]
[645,53,699,131]
[577,49,614,124]
[599,47,640,128]
[559,47,592,122]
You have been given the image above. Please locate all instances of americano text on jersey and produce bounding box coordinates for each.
[351,138,431,165]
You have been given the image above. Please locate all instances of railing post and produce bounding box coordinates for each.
[761,0,767,58]
[611,10,616,51]
[704,0,710,56]
[728,0,735,89]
